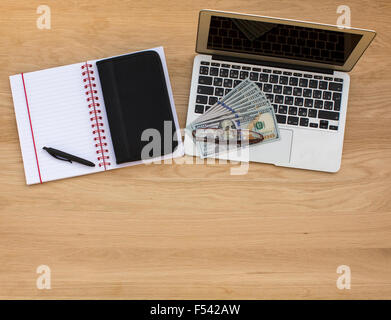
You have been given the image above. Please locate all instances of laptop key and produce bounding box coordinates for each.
[310,122,318,128]
[232,65,241,69]
[283,86,292,95]
[324,101,333,110]
[303,89,312,97]
[289,77,299,86]
[229,70,239,78]
[309,80,318,88]
[288,116,299,125]
[313,90,322,99]
[308,109,317,118]
[263,83,272,92]
[293,87,302,96]
[279,105,288,114]
[200,66,209,75]
[196,95,208,104]
[298,108,307,116]
[300,117,309,127]
[329,82,343,91]
[332,92,342,110]
[256,82,263,90]
[279,76,288,85]
[273,85,282,94]
[273,104,278,113]
[275,95,284,104]
[334,100,341,111]
[240,71,249,79]
[294,97,304,106]
[200,61,210,65]
[215,87,224,96]
[332,92,342,101]
[209,96,218,105]
[289,106,298,115]
[319,120,329,129]
[299,78,308,87]
[314,100,323,109]
[234,80,242,87]
[214,77,223,86]
[223,79,233,88]
[197,85,214,95]
[285,96,294,105]
[219,69,229,77]
[329,125,339,130]
[205,106,211,112]
[225,89,231,95]
[195,104,204,114]
[270,75,279,83]
[250,72,259,81]
[318,110,339,121]
[210,67,219,76]
[221,64,231,68]
[323,91,332,100]
[304,98,314,108]
[276,114,287,124]
[198,76,213,85]
[319,81,328,89]
[259,73,269,82]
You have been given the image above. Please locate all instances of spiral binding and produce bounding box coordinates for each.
[81,62,110,169]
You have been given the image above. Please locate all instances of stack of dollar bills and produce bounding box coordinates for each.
[188,79,280,158]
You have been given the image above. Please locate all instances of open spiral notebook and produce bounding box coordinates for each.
[10,47,184,185]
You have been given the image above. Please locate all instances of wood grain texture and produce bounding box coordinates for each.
[0,0,390,299]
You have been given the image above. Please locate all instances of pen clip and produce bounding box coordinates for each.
[44,148,72,163]
[50,153,72,163]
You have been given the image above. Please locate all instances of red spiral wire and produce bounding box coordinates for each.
[82,62,111,168]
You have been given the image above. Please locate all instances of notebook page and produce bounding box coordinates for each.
[88,46,184,171]
[10,63,104,184]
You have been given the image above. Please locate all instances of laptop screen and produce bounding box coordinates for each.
[206,16,362,66]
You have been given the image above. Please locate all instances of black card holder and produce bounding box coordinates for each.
[96,51,178,164]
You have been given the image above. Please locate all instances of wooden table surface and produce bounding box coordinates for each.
[0,0,390,299]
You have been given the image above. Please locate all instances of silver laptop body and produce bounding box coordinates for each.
[184,10,375,172]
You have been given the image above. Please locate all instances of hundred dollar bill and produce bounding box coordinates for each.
[194,80,257,118]
[193,105,280,158]
[193,81,269,124]
[187,78,280,158]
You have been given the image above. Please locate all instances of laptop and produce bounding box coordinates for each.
[184,10,375,172]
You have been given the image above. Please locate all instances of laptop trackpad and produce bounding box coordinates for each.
[217,128,292,164]
[249,128,293,164]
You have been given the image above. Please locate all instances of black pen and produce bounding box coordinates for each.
[43,147,95,167]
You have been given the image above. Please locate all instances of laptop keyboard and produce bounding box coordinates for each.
[195,60,343,131]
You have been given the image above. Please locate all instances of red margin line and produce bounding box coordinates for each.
[21,73,42,184]
[85,62,107,170]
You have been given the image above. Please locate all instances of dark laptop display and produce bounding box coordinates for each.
[206,16,362,66]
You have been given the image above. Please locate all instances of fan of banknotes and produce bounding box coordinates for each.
[188,79,280,158]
